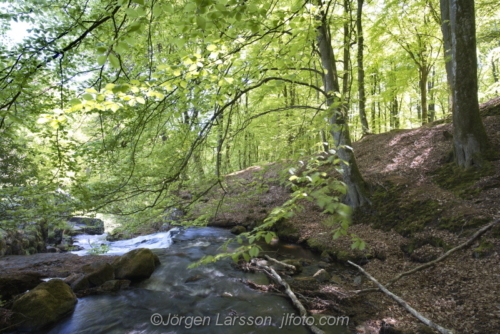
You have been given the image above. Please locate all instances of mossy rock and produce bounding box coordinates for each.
[305,238,326,253]
[274,220,300,243]
[112,248,160,281]
[11,279,77,331]
[282,259,303,274]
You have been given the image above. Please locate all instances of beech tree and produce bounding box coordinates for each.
[440,0,493,168]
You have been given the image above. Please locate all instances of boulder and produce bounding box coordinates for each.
[0,272,44,301]
[82,262,114,286]
[230,226,247,235]
[68,217,105,235]
[11,279,77,331]
[313,269,331,283]
[112,248,160,281]
[70,274,90,292]
[98,279,130,292]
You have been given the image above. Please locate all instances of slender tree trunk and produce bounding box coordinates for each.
[428,68,436,122]
[356,0,369,135]
[441,0,492,168]
[342,0,351,101]
[492,58,498,83]
[215,115,223,177]
[370,73,377,133]
[440,0,454,114]
[316,12,370,208]
[419,67,429,125]
[391,96,399,129]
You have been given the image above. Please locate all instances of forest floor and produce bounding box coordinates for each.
[193,112,500,333]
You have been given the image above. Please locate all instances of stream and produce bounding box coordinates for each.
[47,227,351,334]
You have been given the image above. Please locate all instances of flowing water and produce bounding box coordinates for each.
[47,227,351,334]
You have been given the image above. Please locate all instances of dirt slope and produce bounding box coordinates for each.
[195,114,500,333]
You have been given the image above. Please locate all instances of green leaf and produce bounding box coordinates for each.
[132,0,144,5]
[264,233,273,244]
[109,53,120,68]
[82,94,93,101]
[69,98,81,106]
[249,246,259,258]
[153,4,162,16]
[125,8,139,18]
[96,46,107,55]
[242,253,250,262]
[97,55,107,66]
[196,16,206,29]
[115,42,129,54]
[128,22,142,33]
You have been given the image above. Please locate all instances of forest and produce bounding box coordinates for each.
[0,0,500,333]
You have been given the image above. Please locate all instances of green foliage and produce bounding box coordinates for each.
[86,243,110,255]
[0,0,498,262]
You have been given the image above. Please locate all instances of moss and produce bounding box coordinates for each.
[438,216,491,235]
[282,259,303,273]
[401,236,450,255]
[473,241,494,258]
[431,162,495,199]
[274,220,300,243]
[357,182,442,237]
[305,238,326,253]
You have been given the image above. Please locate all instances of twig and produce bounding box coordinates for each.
[348,261,454,334]
[255,259,325,334]
[264,255,297,271]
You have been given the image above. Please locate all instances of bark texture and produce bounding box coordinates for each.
[316,14,370,208]
[441,0,492,168]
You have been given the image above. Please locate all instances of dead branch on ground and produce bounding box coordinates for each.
[353,219,500,295]
[349,260,454,334]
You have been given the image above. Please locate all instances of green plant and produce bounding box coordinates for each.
[87,243,110,255]
[190,151,365,268]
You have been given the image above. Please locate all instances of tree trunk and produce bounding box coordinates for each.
[391,96,399,129]
[441,0,492,168]
[316,12,370,208]
[356,0,369,135]
[419,67,429,125]
[428,68,436,122]
[440,0,454,115]
[370,73,377,133]
[492,59,498,83]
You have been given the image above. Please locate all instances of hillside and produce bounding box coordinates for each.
[194,113,500,333]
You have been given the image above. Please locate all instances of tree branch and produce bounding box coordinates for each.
[349,260,454,334]
[353,219,500,294]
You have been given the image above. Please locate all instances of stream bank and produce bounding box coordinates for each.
[189,114,500,333]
